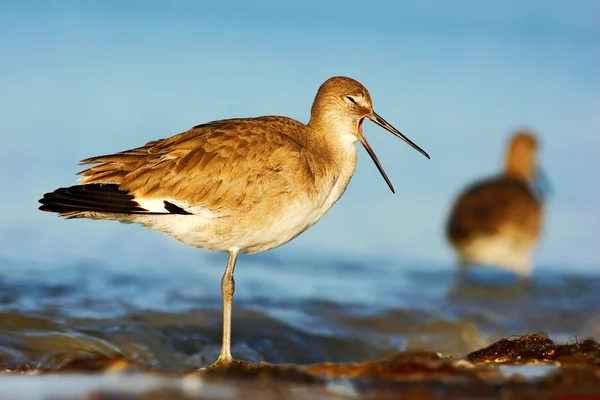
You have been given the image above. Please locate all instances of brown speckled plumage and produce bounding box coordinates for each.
[77,117,324,210]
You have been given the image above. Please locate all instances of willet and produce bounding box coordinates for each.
[39,76,430,366]
[446,131,548,275]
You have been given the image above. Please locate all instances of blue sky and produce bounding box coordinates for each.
[1,0,599,270]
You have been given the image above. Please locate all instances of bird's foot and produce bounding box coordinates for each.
[207,355,256,370]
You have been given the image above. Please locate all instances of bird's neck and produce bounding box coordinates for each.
[308,111,359,145]
[504,148,535,181]
[303,117,359,195]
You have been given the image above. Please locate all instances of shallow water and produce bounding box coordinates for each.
[0,251,599,371]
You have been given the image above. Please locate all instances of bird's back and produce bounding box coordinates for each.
[446,176,542,247]
[78,116,320,211]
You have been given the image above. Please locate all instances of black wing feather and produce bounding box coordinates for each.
[38,184,186,215]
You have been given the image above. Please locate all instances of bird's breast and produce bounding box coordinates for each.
[207,142,358,254]
[310,141,358,221]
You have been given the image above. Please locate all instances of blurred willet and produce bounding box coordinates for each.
[39,76,430,366]
[446,131,549,276]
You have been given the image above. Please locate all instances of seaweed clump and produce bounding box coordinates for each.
[467,332,600,366]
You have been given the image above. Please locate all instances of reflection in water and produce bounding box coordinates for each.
[0,254,598,371]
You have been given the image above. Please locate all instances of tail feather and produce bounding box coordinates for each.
[39,184,149,215]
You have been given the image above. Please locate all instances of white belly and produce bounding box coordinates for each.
[458,234,535,275]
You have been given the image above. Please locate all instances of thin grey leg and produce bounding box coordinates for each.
[213,249,239,366]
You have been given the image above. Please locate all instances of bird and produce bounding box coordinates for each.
[39,76,430,367]
[445,131,549,276]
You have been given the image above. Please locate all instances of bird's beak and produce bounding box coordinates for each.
[358,111,430,193]
[533,165,553,201]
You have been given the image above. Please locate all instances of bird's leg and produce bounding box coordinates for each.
[212,249,239,367]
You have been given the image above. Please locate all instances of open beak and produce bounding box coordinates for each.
[358,111,430,193]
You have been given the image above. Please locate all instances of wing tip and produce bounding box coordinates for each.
[163,201,192,215]
[38,184,196,217]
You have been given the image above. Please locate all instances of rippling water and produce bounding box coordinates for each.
[0,251,599,371]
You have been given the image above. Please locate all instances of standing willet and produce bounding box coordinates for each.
[446,131,548,276]
[39,76,430,366]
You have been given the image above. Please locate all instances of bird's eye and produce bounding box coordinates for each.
[346,96,357,104]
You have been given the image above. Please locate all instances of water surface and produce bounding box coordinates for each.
[0,252,598,370]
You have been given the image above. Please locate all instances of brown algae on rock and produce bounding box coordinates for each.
[1,333,600,399]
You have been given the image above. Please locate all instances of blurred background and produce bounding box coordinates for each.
[0,0,598,370]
